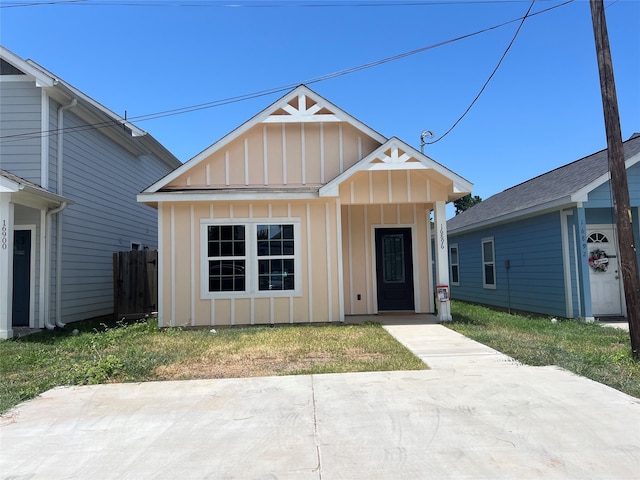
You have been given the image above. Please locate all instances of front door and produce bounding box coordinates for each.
[587,228,623,316]
[375,228,414,311]
[12,229,31,327]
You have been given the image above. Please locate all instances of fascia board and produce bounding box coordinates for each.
[137,190,319,203]
[571,151,640,203]
[48,81,146,137]
[0,46,55,87]
[144,85,389,193]
[448,196,574,236]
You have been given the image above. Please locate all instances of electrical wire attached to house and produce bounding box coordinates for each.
[424,0,536,145]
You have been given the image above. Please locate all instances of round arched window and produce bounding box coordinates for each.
[587,232,609,243]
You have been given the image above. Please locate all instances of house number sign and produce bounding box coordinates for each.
[1,219,7,250]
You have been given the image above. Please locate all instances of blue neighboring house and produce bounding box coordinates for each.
[447,133,640,321]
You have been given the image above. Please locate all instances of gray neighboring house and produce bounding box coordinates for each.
[0,46,181,339]
[447,134,640,321]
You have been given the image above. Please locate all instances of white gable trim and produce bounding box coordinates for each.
[143,85,388,193]
[319,137,473,197]
[0,46,55,87]
[571,150,640,203]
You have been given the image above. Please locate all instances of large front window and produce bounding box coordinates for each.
[202,220,299,297]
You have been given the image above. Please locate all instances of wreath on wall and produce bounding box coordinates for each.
[588,249,609,273]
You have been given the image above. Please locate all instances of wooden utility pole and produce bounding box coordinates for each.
[590,0,640,359]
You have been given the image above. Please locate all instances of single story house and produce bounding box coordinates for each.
[0,46,181,339]
[138,85,472,327]
[447,133,640,320]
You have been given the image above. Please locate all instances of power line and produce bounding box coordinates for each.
[425,0,538,145]
[0,0,563,9]
[0,0,574,144]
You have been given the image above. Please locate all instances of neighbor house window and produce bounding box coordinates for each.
[201,220,299,297]
[450,244,459,285]
[482,237,496,289]
[206,225,246,292]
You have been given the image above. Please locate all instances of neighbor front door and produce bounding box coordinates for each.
[12,229,31,327]
[587,228,623,317]
[375,228,415,311]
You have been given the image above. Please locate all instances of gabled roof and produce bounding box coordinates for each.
[319,137,472,199]
[0,46,180,169]
[448,133,640,234]
[143,85,388,193]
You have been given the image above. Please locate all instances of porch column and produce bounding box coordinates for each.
[433,201,451,321]
[0,196,15,339]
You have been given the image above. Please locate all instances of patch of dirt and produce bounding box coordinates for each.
[153,349,383,380]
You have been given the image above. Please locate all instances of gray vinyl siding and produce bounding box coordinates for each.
[450,211,568,317]
[57,110,174,323]
[0,80,42,183]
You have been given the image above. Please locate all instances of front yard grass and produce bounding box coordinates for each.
[0,319,426,414]
[448,301,640,398]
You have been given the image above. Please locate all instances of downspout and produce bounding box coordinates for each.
[44,202,68,330]
[48,98,76,329]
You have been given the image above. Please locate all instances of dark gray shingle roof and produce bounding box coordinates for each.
[448,134,640,233]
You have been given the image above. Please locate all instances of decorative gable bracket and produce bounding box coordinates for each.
[263,93,341,123]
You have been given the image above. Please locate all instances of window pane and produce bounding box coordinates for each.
[257,225,269,240]
[234,241,245,256]
[269,225,282,239]
[382,234,405,283]
[208,242,220,258]
[283,240,294,255]
[269,241,282,256]
[258,259,294,291]
[483,241,493,262]
[451,265,459,284]
[282,225,294,239]
[221,226,233,241]
[208,226,219,241]
[208,260,245,292]
[234,226,245,240]
[220,241,232,256]
[450,247,458,264]
[484,265,495,285]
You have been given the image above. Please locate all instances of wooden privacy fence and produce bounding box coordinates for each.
[113,250,158,320]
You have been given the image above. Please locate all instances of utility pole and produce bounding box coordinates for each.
[590,0,640,359]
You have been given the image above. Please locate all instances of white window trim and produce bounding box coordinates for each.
[482,237,496,289]
[200,218,301,299]
[450,243,460,286]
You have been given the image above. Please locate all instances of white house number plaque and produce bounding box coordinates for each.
[1,219,7,250]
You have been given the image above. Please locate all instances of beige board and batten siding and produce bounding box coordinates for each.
[160,199,342,327]
[164,123,380,189]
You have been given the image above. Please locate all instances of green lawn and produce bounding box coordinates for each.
[448,301,640,398]
[0,319,426,414]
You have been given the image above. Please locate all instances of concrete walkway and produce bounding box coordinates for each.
[1,317,639,479]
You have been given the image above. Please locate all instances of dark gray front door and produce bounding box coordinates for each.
[375,228,414,311]
[12,230,31,327]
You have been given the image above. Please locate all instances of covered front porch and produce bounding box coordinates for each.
[321,138,472,322]
[0,170,70,339]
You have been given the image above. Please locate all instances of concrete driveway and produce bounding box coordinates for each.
[1,319,638,479]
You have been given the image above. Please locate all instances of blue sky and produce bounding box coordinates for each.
[1,0,639,205]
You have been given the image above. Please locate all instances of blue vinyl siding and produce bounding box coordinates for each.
[450,211,568,317]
